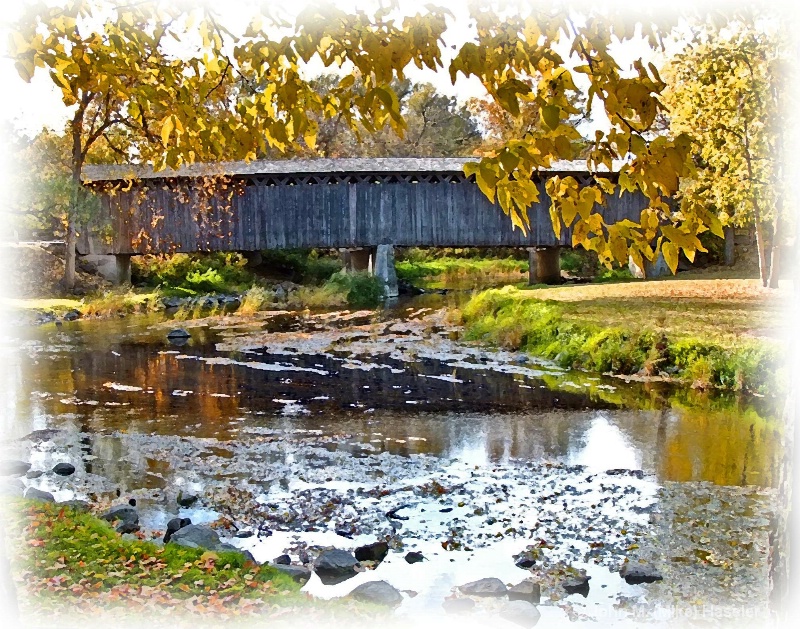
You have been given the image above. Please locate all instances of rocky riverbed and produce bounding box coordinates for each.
[0,306,782,627]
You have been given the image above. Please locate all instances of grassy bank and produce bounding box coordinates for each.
[457,280,785,395]
[5,500,379,622]
[396,250,527,283]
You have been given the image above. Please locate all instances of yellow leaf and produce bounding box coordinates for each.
[161,116,174,145]
[662,241,678,274]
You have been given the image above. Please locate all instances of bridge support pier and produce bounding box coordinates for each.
[528,246,561,285]
[78,253,131,285]
[339,247,375,273]
[374,244,399,298]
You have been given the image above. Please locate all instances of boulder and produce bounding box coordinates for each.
[273,554,291,565]
[442,598,476,614]
[354,541,389,564]
[0,460,31,476]
[25,470,43,479]
[458,577,508,597]
[63,309,81,322]
[270,563,311,583]
[508,580,541,604]
[58,499,90,513]
[52,462,76,476]
[163,517,192,543]
[500,600,542,628]
[167,328,191,339]
[0,480,24,497]
[101,504,140,534]
[168,524,254,562]
[313,549,360,585]
[169,524,222,550]
[24,487,55,502]
[620,561,663,585]
[348,581,403,607]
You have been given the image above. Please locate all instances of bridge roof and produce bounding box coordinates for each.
[82,157,622,183]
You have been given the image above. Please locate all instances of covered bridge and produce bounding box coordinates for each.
[81,157,648,291]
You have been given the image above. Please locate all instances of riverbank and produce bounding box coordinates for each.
[456,278,787,396]
[2,498,390,626]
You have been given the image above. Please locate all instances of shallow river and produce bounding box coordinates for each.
[0,293,783,627]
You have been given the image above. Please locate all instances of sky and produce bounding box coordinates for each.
[0,0,672,139]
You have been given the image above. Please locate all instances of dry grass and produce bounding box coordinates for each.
[519,277,789,348]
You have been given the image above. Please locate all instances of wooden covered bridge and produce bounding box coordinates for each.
[81,157,648,292]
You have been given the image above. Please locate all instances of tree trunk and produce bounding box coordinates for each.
[64,224,77,290]
[768,201,783,288]
[768,243,781,288]
[754,214,769,287]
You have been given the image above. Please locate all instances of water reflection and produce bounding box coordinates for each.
[2,313,783,488]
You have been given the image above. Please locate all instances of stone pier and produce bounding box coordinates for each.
[79,254,132,285]
[528,246,561,285]
[339,247,375,273]
[374,244,399,298]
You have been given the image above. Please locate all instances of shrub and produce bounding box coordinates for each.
[327,272,386,308]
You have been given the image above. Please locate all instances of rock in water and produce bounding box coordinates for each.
[313,549,360,585]
[101,504,139,534]
[52,462,75,476]
[169,524,253,561]
[562,572,590,596]
[24,487,55,502]
[458,577,508,597]
[163,517,191,543]
[270,563,312,583]
[177,491,199,507]
[273,554,291,565]
[514,549,538,569]
[354,541,389,564]
[405,551,425,564]
[348,581,403,607]
[500,600,542,628]
[167,328,191,339]
[169,524,222,550]
[620,561,663,585]
[442,598,476,614]
[508,580,541,604]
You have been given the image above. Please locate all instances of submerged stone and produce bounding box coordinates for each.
[620,561,663,584]
[500,600,542,628]
[354,541,389,564]
[458,577,508,597]
[348,580,403,607]
[508,580,541,604]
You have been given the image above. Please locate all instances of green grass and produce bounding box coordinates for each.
[396,256,527,282]
[458,285,783,395]
[9,500,295,606]
[5,500,388,621]
[259,249,343,285]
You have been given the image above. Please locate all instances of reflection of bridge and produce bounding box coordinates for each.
[81,157,648,290]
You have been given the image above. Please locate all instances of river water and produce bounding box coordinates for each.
[0,291,783,627]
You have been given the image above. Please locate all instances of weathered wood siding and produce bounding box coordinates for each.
[86,172,650,255]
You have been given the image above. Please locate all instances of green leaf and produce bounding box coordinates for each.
[541,105,560,130]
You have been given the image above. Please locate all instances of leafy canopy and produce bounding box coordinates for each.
[10,1,785,272]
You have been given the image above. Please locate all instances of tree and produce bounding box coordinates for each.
[663,21,788,286]
[11,1,786,282]
[10,0,455,287]
[303,77,481,157]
